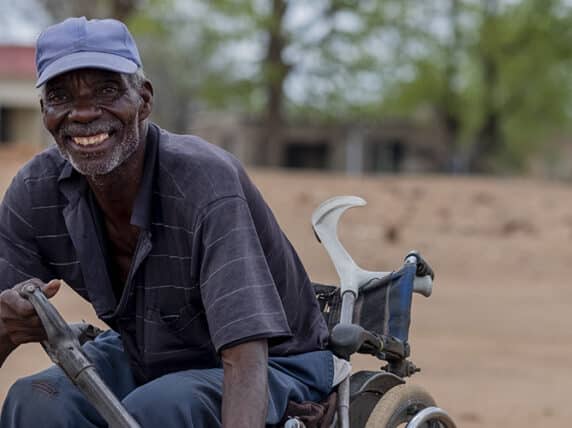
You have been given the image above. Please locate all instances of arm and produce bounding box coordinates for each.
[221,339,269,428]
[0,173,57,366]
[196,197,290,426]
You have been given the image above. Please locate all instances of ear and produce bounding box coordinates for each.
[138,79,154,121]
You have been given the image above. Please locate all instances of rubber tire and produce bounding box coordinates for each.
[364,384,437,428]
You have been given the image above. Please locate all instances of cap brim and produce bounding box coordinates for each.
[36,51,139,87]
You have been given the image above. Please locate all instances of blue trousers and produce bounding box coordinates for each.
[1,331,333,428]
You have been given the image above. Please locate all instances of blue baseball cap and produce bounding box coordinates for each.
[35,17,142,87]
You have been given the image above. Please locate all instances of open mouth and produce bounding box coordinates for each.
[71,132,111,146]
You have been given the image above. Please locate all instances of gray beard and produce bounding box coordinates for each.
[58,127,139,178]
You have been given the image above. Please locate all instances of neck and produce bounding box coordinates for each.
[87,123,148,224]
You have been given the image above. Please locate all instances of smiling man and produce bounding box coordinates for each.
[0,17,338,428]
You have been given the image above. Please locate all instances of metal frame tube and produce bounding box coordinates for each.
[339,291,356,325]
[336,290,356,428]
[406,406,457,428]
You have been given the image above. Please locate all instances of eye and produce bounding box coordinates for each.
[45,89,69,105]
[99,84,120,97]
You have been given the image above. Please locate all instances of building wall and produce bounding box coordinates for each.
[0,79,38,107]
[10,107,44,145]
[190,111,448,173]
[0,78,49,146]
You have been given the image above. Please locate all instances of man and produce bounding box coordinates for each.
[0,17,340,427]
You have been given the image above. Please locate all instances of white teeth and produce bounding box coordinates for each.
[72,133,109,146]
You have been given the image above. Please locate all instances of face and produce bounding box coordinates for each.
[41,68,152,177]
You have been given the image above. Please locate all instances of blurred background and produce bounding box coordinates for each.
[5,0,572,176]
[0,0,571,427]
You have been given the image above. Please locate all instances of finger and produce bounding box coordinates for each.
[6,324,46,338]
[17,278,44,292]
[3,318,45,341]
[5,317,47,336]
[0,290,36,318]
[8,315,44,329]
[8,331,46,345]
[42,279,61,299]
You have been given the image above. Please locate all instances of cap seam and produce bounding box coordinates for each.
[74,17,84,52]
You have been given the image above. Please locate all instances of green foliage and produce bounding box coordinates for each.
[40,0,572,171]
[139,1,392,118]
[381,0,572,171]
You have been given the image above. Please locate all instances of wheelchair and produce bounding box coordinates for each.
[19,196,456,428]
[278,196,456,428]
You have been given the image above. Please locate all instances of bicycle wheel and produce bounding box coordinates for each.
[364,384,436,428]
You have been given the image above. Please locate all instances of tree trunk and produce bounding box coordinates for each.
[471,109,502,172]
[259,0,289,166]
[440,0,463,172]
[109,0,141,22]
[468,0,503,172]
[40,0,139,22]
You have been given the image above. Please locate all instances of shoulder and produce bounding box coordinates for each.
[10,146,66,192]
[155,128,254,208]
[1,146,66,226]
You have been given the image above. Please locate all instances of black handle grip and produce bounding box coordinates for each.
[405,251,435,280]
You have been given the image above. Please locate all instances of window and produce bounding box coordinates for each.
[0,107,12,144]
[284,142,330,170]
[367,139,406,173]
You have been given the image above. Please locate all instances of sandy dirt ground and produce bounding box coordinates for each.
[0,144,571,427]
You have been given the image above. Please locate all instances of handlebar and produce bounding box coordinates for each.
[19,282,141,428]
[405,251,434,297]
[405,251,435,280]
[358,252,434,298]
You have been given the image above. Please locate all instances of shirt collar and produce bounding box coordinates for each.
[130,122,159,230]
[57,122,160,230]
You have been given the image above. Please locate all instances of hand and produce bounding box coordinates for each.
[0,278,61,346]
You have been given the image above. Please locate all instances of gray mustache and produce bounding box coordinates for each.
[61,123,118,137]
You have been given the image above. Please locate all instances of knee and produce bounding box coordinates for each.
[1,374,61,427]
[123,373,221,427]
[1,371,101,428]
[6,374,60,409]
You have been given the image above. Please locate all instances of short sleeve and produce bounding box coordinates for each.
[0,173,51,291]
[195,197,292,352]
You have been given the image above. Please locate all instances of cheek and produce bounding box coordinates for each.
[113,102,141,129]
[42,108,66,135]
[139,98,151,121]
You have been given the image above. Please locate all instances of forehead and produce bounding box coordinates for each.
[45,68,126,88]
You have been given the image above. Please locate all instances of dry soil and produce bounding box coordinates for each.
[0,144,570,427]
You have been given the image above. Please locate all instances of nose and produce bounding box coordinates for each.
[67,100,102,123]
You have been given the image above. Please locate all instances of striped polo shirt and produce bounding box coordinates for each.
[0,124,329,383]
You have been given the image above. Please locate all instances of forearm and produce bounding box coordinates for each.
[0,319,17,367]
[221,340,269,428]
